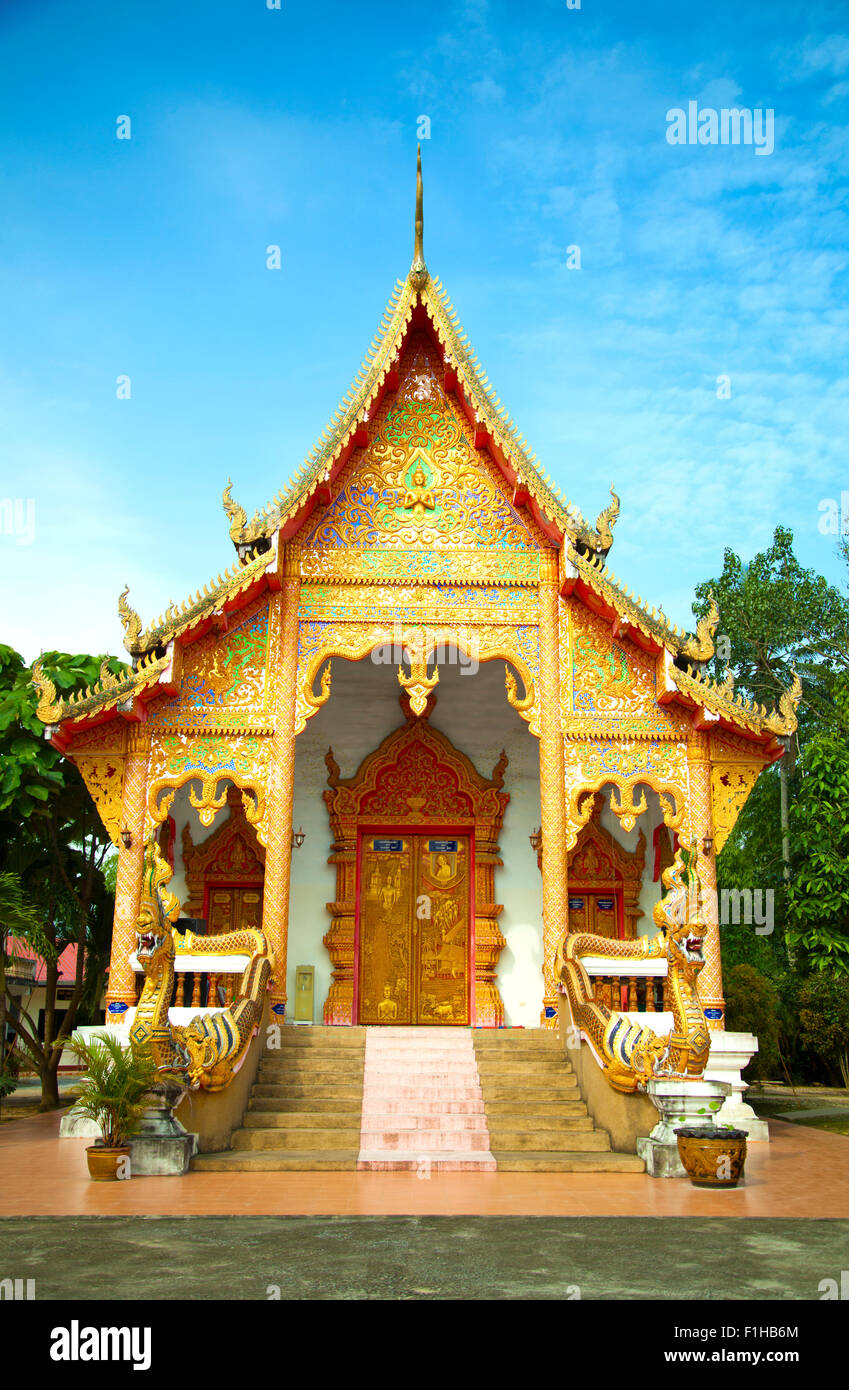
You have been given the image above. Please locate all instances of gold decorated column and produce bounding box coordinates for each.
[262,543,301,1016]
[106,724,150,1014]
[687,736,725,1030]
[538,550,569,1024]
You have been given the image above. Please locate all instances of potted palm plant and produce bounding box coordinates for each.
[69,1033,159,1181]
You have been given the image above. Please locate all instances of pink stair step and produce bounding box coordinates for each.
[361,1097,486,1116]
[360,1113,489,1133]
[357,1027,495,1170]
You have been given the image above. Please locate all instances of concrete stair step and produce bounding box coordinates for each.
[473,1031,562,1042]
[486,1113,594,1132]
[489,1129,611,1152]
[244,1111,362,1129]
[232,1127,361,1151]
[360,1130,492,1152]
[482,1080,578,1099]
[251,1083,364,1100]
[257,1067,364,1084]
[362,1084,482,1102]
[361,1097,486,1116]
[261,1045,366,1057]
[248,1095,362,1113]
[475,1067,575,1078]
[359,1113,490,1134]
[191,1150,359,1171]
[484,1099,587,1117]
[258,1061,364,1073]
[494,1152,646,1172]
[265,1034,367,1046]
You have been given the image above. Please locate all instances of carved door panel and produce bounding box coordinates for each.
[357,834,471,1025]
[415,836,470,1025]
[206,886,263,936]
[567,892,620,939]
[358,837,415,1024]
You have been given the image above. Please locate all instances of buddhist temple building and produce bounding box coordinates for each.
[34,151,799,1043]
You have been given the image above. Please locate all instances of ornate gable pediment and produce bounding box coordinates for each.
[302,333,545,557]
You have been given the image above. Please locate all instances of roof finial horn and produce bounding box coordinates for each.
[409,144,428,288]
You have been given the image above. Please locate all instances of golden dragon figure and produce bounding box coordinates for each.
[678,594,719,664]
[555,842,711,1094]
[129,840,274,1091]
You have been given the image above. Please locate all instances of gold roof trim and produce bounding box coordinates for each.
[33,648,167,726]
[568,546,799,737]
[123,546,274,658]
[569,546,704,654]
[670,663,801,738]
[561,718,685,742]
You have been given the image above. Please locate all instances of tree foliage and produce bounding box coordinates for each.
[723,964,781,1080]
[785,677,849,975]
[798,973,849,1087]
[0,646,120,1108]
[694,525,849,734]
[695,528,849,1076]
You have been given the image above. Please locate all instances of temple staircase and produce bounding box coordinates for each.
[191,1026,644,1173]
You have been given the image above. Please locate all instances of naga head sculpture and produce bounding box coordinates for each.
[652,841,706,977]
[134,838,180,970]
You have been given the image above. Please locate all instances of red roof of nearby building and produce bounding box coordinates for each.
[6,940,80,985]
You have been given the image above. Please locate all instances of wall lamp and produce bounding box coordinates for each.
[701,836,714,855]
[529,826,542,854]
[120,827,133,849]
[291,827,306,850]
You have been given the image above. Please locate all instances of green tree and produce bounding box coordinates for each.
[785,677,849,976]
[695,526,849,888]
[798,973,849,1087]
[0,646,122,1109]
[723,964,781,1080]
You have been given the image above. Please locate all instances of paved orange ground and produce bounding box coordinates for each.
[1,1112,846,1217]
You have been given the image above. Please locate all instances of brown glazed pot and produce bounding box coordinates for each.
[674,1128,748,1188]
[85,1145,131,1181]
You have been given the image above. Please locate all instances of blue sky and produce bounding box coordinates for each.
[1,0,847,660]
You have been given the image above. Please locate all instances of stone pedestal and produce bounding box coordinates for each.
[636,1079,731,1178]
[128,1084,198,1176]
[704,1031,769,1141]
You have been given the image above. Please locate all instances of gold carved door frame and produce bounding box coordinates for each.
[322,699,510,1026]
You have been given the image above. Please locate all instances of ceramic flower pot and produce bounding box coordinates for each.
[85,1145,131,1181]
[674,1127,747,1188]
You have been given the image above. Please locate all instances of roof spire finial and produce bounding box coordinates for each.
[409,143,428,288]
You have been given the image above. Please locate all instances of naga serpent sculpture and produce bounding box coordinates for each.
[555,841,711,1094]
[129,839,274,1091]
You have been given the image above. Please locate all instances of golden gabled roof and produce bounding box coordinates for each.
[224,153,616,560]
[33,154,801,747]
[31,547,277,727]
